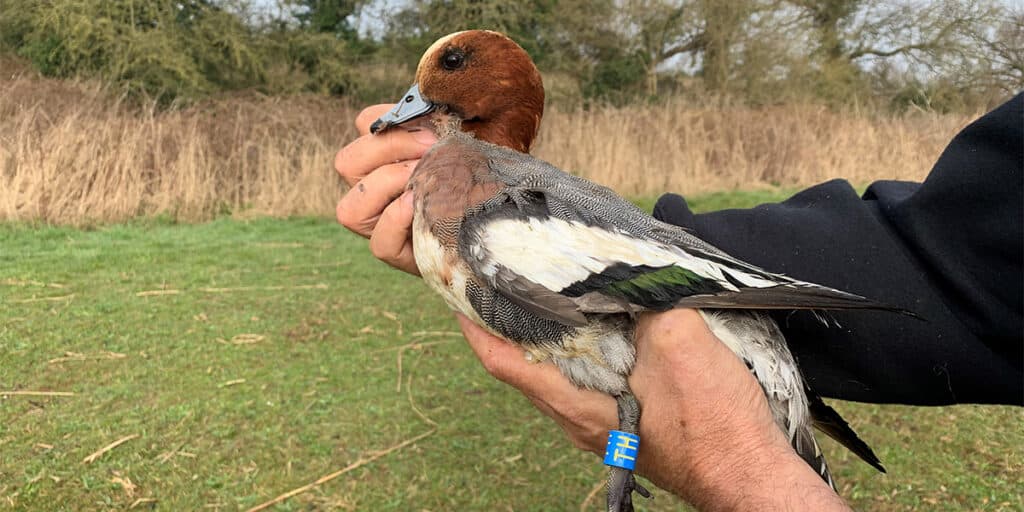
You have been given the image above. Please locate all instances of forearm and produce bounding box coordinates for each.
[626,311,850,511]
[635,395,849,511]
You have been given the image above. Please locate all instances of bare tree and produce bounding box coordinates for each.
[610,0,771,95]
[612,0,699,96]
[789,0,1005,98]
[968,9,1024,95]
[697,0,760,92]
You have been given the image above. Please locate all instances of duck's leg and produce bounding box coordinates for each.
[606,391,652,512]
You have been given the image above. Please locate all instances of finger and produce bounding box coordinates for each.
[456,315,582,397]
[456,315,617,451]
[457,315,529,381]
[336,160,418,238]
[335,129,436,186]
[520,389,614,454]
[369,191,419,275]
[518,391,604,453]
[356,104,394,136]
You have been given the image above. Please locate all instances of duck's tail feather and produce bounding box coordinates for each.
[808,390,887,473]
[793,423,837,491]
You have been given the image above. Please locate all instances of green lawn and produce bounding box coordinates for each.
[1,191,1021,511]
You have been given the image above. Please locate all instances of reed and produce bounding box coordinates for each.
[536,101,969,197]
[0,71,973,225]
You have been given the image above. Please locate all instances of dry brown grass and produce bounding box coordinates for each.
[535,102,972,197]
[0,69,974,225]
[0,69,354,224]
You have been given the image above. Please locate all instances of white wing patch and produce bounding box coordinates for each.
[472,217,777,293]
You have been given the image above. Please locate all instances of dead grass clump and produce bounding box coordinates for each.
[0,70,974,225]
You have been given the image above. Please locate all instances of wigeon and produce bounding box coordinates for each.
[370,29,892,512]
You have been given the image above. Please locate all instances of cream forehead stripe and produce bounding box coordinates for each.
[416,30,506,74]
[418,31,465,73]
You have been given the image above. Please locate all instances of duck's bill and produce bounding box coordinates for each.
[370,84,436,134]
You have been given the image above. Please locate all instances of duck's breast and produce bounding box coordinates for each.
[412,211,489,329]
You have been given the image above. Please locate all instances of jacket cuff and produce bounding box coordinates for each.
[652,193,696,228]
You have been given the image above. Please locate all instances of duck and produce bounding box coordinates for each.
[369,29,891,512]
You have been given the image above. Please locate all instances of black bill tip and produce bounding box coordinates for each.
[370,84,433,135]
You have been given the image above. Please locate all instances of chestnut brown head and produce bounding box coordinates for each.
[371,30,545,153]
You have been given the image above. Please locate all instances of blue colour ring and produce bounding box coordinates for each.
[603,430,640,470]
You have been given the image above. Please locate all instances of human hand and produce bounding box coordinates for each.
[455,310,849,511]
[335,104,437,275]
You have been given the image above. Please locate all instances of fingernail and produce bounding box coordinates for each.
[402,190,414,208]
[407,128,438,146]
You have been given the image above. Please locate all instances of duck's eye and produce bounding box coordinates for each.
[441,50,465,71]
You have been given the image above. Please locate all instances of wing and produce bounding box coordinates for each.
[459,190,899,328]
[455,134,912,326]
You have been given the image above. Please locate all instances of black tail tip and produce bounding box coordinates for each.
[886,304,925,321]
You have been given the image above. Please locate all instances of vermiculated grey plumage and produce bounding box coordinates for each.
[464,278,574,345]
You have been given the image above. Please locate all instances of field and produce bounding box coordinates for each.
[2,59,1021,511]
[2,192,1022,511]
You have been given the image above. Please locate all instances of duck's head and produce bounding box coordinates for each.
[370,30,544,153]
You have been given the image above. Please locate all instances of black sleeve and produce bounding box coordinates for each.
[652,94,1023,406]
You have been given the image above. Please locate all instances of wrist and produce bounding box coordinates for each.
[685,421,787,507]
[687,430,850,511]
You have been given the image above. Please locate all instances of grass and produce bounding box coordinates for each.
[1,65,975,225]
[2,192,1021,511]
